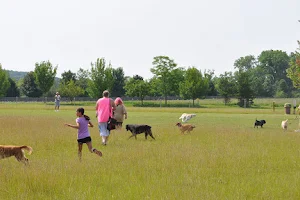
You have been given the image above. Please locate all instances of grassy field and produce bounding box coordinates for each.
[1,103,300,199]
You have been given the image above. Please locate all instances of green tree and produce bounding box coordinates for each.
[133,75,143,81]
[275,79,289,97]
[170,67,185,96]
[34,61,57,96]
[76,68,90,97]
[20,72,43,97]
[45,78,60,97]
[6,78,20,97]
[59,80,84,101]
[262,74,276,97]
[248,67,266,97]
[87,58,113,98]
[287,43,300,89]
[124,76,150,105]
[204,70,218,96]
[258,50,290,80]
[104,66,114,94]
[179,67,208,106]
[148,77,161,97]
[0,64,10,97]
[258,50,291,96]
[235,71,255,107]
[234,55,257,72]
[111,67,126,97]
[216,72,237,105]
[150,56,178,105]
[61,70,76,84]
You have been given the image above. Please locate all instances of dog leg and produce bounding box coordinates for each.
[21,158,29,165]
[128,135,135,140]
[148,131,155,140]
[15,153,28,165]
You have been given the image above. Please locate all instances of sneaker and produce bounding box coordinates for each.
[93,149,102,157]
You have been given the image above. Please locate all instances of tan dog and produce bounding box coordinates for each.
[281,119,288,131]
[0,145,33,164]
[175,122,195,134]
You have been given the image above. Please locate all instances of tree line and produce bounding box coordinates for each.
[1,44,300,107]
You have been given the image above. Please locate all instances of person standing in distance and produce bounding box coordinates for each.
[96,90,116,145]
[55,92,61,111]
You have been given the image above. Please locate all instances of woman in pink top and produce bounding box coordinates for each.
[65,107,102,161]
[96,90,116,145]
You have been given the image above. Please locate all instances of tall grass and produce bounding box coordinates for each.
[1,103,300,199]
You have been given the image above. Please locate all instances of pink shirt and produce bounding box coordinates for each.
[76,117,90,139]
[96,97,112,123]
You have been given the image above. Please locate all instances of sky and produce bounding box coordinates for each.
[0,0,300,79]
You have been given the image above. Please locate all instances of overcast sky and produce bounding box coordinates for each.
[0,0,299,79]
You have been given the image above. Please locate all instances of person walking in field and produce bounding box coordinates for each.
[65,107,102,161]
[54,92,61,111]
[113,97,127,128]
[96,90,116,145]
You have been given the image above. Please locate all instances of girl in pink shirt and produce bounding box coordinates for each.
[65,107,102,161]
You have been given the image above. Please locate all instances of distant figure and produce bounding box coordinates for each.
[55,92,61,111]
[113,97,127,128]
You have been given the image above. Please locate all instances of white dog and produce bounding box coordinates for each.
[179,113,196,123]
[281,119,288,131]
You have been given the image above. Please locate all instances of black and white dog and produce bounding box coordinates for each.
[125,124,155,140]
[254,119,266,128]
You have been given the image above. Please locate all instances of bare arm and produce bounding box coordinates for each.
[111,98,116,111]
[65,122,80,129]
[88,121,94,127]
[95,101,99,117]
[123,106,127,119]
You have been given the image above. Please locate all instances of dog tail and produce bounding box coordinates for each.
[20,146,33,155]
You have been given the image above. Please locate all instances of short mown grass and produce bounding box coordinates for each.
[1,103,300,199]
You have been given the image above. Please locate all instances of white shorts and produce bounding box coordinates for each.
[98,122,110,137]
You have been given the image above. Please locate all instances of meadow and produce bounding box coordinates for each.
[1,101,300,199]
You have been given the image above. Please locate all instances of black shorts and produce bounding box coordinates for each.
[77,136,91,144]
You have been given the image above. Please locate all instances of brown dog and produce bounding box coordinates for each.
[175,122,196,134]
[0,145,33,164]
